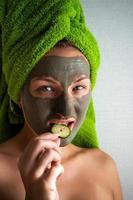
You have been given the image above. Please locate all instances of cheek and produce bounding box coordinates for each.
[72,96,90,134]
[22,96,50,119]
[21,88,53,133]
[22,100,51,133]
[79,92,91,110]
[76,92,91,120]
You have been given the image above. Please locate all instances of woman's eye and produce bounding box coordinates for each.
[73,85,85,91]
[38,86,55,92]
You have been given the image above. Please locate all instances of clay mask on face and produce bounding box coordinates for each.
[21,55,91,146]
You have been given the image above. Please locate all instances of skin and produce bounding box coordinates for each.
[0,47,123,200]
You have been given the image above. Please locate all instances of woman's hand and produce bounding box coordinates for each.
[17,133,64,200]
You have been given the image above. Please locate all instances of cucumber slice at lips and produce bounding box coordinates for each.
[51,124,71,138]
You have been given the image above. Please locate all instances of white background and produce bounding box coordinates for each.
[81,0,133,199]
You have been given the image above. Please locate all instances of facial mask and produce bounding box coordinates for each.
[21,55,91,146]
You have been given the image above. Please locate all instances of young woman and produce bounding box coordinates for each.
[0,0,123,199]
[0,41,123,199]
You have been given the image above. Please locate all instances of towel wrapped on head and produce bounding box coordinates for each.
[0,0,100,147]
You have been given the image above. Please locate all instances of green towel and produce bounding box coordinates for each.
[0,0,100,147]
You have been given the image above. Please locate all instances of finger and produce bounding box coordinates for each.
[54,137,61,147]
[44,163,64,191]
[35,133,59,140]
[37,136,61,148]
[37,146,62,161]
[18,139,60,171]
[35,134,61,148]
[23,133,59,155]
[31,149,61,179]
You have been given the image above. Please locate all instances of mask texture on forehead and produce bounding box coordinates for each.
[0,0,100,148]
[29,56,90,83]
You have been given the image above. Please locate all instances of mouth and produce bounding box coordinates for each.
[47,118,76,131]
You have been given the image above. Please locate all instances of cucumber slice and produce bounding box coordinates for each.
[51,124,71,138]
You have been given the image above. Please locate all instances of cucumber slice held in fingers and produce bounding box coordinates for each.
[51,124,71,138]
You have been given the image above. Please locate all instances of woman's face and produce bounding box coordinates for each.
[20,47,91,146]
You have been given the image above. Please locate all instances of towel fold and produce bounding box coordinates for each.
[0,0,100,147]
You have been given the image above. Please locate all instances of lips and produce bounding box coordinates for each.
[47,117,76,131]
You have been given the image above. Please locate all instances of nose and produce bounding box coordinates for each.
[54,93,75,117]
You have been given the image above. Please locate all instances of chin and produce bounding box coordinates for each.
[60,140,69,147]
[60,133,76,147]
[60,138,71,147]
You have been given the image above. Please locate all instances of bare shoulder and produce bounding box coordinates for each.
[0,143,18,183]
[0,144,24,200]
[0,147,14,198]
[84,148,123,200]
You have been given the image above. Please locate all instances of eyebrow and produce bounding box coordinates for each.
[73,76,90,83]
[31,75,89,84]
